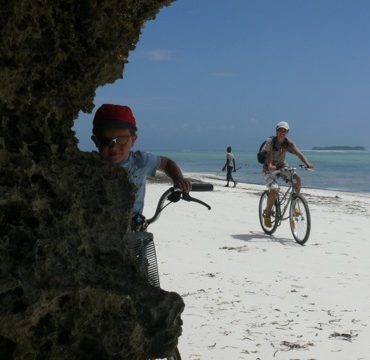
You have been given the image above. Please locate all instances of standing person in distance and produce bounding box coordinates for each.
[222,146,237,187]
[261,121,314,228]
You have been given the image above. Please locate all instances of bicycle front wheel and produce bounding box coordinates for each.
[259,190,279,235]
[289,194,311,245]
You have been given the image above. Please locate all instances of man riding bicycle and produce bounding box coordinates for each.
[261,121,314,228]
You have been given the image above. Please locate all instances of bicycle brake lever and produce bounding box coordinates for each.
[182,193,211,210]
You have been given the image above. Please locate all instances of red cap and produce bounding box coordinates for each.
[93,104,137,133]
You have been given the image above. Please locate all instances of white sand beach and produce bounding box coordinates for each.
[145,173,370,360]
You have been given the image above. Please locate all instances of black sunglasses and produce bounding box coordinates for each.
[94,135,132,147]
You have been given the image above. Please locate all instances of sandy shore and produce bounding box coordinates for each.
[145,173,370,360]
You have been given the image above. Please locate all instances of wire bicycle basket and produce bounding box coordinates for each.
[126,231,160,287]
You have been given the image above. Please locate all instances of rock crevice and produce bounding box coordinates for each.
[0,1,183,359]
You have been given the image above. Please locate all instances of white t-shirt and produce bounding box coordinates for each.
[226,152,234,167]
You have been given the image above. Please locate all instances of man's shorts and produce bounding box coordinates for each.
[263,168,296,191]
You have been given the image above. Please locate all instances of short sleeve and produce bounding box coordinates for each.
[124,151,161,214]
[139,151,161,177]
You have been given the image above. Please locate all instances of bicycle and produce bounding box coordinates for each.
[126,182,214,360]
[258,166,311,245]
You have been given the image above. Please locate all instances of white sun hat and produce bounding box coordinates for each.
[276,121,290,131]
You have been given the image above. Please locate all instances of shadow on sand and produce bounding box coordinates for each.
[231,231,301,247]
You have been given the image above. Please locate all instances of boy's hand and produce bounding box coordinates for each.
[160,156,191,192]
[174,178,192,193]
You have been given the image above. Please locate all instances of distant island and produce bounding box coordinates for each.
[312,146,365,151]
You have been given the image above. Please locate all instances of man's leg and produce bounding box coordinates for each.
[227,166,237,187]
[263,173,279,227]
[225,167,232,187]
[263,189,278,227]
[265,188,279,216]
[293,174,302,194]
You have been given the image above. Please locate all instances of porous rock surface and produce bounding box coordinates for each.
[0,1,184,359]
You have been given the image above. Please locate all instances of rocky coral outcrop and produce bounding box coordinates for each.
[0,1,183,359]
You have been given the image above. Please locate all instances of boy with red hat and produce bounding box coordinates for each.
[92,104,191,222]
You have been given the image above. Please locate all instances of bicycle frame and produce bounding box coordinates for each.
[275,179,297,224]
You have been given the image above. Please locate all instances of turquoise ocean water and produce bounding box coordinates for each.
[153,150,370,195]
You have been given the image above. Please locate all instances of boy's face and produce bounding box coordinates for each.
[93,128,137,164]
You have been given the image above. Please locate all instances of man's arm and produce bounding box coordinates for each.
[265,151,276,171]
[158,156,192,192]
[222,160,227,171]
[263,140,276,171]
[222,154,229,171]
[290,144,314,169]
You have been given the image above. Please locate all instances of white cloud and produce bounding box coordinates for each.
[138,49,175,61]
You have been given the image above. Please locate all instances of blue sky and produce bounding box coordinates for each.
[74,0,370,152]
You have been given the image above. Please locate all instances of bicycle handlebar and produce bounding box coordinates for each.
[190,183,214,192]
[145,182,213,226]
[299,164,314,171]
[270,164,312,176]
